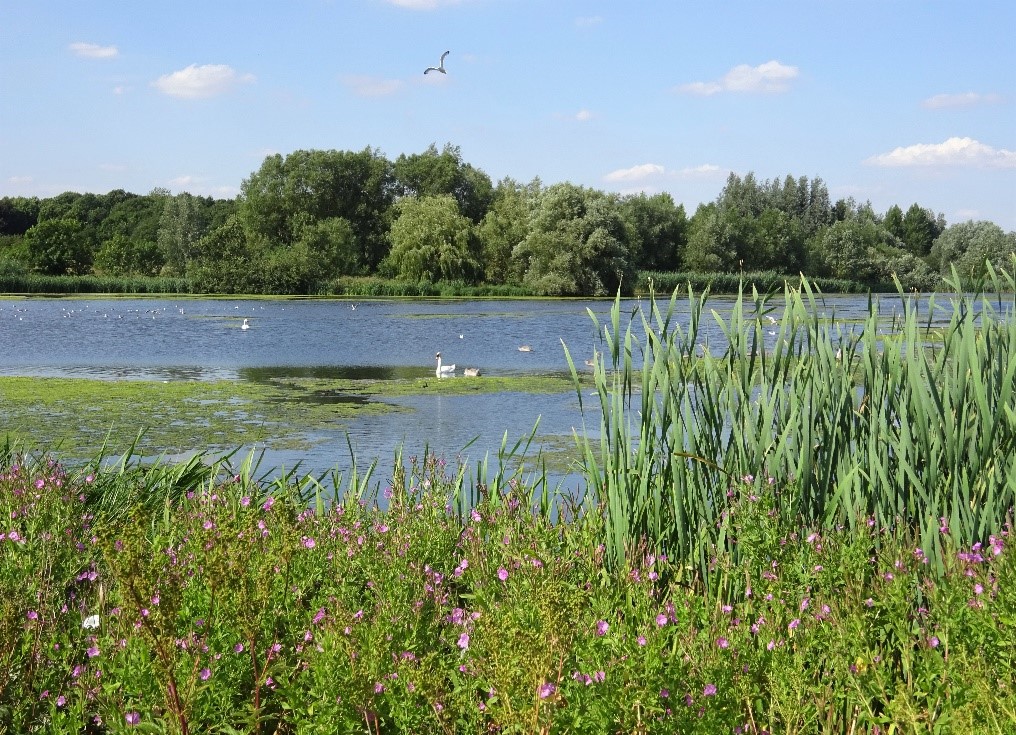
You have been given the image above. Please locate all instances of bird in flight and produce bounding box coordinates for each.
[424,51,450,75]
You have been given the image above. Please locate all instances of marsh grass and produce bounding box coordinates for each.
[565,266,1016,583]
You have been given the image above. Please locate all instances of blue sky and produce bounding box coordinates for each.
[2,1,1014,230]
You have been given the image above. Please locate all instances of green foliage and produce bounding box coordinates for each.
[93,234,163,277]
[619,192,688,272]
[929,220,1016,282]
[386,195,478,283]
[567,267,1016,583]
[476,177,538,285]
[515,183,635,296]
[23,218,92,275]
[1,444,1014,733]
[239,147,396,270]
[394,143,494,223]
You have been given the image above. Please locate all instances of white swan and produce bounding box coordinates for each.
[518,345,532,352]
[435,352,455,376]
[463,367,481,377]
[241,318,250,330]
[424,50,450,75]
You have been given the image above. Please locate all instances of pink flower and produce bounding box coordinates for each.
[497,567,509,582]
[199,668,211,681]
[302,536,316,549]
[656,613,668,626]
[596,620,609,636]
[717,637,729,649]
[703,683,717,697]
[125,711,140,725]
[637,635,647,646]
[538,682,556,699]
[87,645,100,658]
[788,619,800,631]
[457,632,470,650]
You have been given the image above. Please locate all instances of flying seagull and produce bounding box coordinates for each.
[424,50,450,75]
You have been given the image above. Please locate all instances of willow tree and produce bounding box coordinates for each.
[386,195,477,282]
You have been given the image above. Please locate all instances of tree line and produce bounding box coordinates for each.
[2,143,1014,295]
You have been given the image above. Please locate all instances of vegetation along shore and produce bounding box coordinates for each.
[3,144,1015,298]
[2,270,1015,733]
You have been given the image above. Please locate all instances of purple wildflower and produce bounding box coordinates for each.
[703,683,717,697]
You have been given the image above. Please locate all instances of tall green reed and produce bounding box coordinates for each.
[567,265,1016,585]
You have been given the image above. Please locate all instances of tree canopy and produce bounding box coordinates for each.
[2,143,1012,295]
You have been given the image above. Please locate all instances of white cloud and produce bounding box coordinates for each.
[69,42,118,59]
[385,0,463,8]
[152,64,255,99]
[576,15,603,27]
[865,137,1016,168]
[678,60,799,95]
[168,175,199,188]
[603,163,665,183]
[112,85,129,95]
[921,92,1002,109]
[7,175,34,185]
[678,164,724,176]
[342,75,404,97]
[575,109,594,121]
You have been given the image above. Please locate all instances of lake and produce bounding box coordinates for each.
[0,292,921,489]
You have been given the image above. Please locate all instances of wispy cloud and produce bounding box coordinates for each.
[677,60,799,95]
[678,164,725,177]
[603,163,665,183]
[921,92,1002,109]
[7,175,34,186]
[152,64,255,99]
[384,0,464,8]
[69,42,118,59]
[865,137,1016,168]
[574,109,594,121]
[575,16,603,28]
[342,75,404,97]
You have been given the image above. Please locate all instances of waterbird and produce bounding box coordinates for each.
[463,367,481,377]
[518,345,532,352]
[424,50,450,75]
[435,352,455,376]
[241,318,250,330]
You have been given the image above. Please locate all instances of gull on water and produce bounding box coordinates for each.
[424,51,449,75]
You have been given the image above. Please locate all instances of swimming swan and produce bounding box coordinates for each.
[241,318,250,330]
[435,352,455,376]
[463,367,481,377]
[518,345,532,352]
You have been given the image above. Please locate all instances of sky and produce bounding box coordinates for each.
[2,0,1014,230]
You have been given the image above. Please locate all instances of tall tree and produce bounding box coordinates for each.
[239,147,396,269]
[23,218,91,275]
[394,143,493,223]
[157,193,205,276]
[476,177,539,285]
[514,183,633,296]
[901,203,940,258]
[386,195,477,282]
[620,192,687,272]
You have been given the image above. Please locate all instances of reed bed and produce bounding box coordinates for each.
[567,266,1016,585]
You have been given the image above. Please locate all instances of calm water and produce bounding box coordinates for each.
[0,293,918,487]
